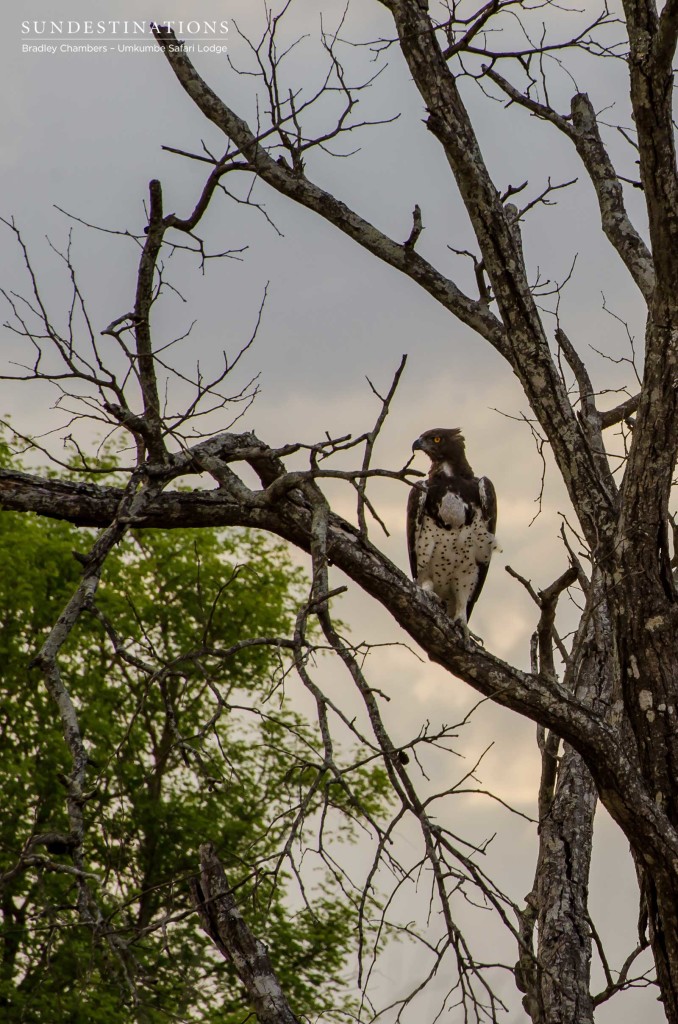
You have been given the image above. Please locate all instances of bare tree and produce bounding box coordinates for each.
[2,0,678,1021]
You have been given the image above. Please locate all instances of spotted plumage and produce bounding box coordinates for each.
[407,428,498,631]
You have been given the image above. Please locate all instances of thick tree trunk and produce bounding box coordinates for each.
[535,745,596,1024]
[520,575,616,1024]
[642,867,678,1020]
[517,743,597,1024]
[615,578,678,1020]
[612,293,678,1021]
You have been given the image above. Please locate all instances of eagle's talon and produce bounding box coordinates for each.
[465,626,484,646]
[450,619,477,649]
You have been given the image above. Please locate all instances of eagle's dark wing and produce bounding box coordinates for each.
[407,484,426,579]
[478,476,497,534]
[466,475,498,620]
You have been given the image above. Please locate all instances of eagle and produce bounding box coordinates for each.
[407,428,498,634]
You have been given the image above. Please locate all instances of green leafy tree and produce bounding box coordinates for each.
[0,503,387,1022]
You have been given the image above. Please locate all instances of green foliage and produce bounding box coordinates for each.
[0,508,385,1022]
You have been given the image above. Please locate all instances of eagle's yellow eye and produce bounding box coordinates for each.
[433,436,441,443]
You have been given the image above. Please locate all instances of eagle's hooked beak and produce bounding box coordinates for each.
[412,437,425,453]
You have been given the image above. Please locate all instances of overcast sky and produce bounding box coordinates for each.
[1,2,660,1021]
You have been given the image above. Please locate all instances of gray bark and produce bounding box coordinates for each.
[191,844,302,1024]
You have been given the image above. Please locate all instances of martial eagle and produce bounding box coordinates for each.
[407,428,498,633]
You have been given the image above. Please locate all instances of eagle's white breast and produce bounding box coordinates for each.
[438,491,466,528]
[414,506,496,622]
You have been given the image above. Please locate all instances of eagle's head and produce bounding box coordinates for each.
[412,428,472,476]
